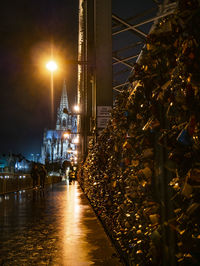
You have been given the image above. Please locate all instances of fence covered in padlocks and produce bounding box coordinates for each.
[78,1,200,265]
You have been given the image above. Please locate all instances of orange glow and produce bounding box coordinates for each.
[63,133,70,138]
[67,148,72,153]
[46,60,58,72]
[61,182,89,263]
[31,42,69,84]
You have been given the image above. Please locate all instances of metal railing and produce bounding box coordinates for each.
[0,173,62,195]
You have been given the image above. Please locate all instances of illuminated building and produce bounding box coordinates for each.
[41,80,77,164]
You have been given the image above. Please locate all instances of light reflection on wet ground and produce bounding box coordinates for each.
[0,181,122,265]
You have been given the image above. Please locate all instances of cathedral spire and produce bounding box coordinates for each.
[56,80,70,130]
[59,79,69,113]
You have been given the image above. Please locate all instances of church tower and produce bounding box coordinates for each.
[56,80,71,130]
[41,80,77,164]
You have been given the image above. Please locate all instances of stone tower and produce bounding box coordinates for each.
[56,80,71,131]
[41,80,77,164]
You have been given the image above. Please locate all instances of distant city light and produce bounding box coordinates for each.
[63,132,70,138]
[73,136,79,144]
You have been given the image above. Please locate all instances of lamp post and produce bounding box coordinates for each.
[46,60,58,126]
[45,57,83,163]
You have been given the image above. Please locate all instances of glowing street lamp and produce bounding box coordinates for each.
[46,60,58,72]
[67,147,73,153]
[46,60,58,125]
[63,132,70,139]
[73,105,80,113]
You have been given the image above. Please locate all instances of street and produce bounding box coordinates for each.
[0,181,122,266]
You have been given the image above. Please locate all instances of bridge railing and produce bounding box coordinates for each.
[0,173,62,195]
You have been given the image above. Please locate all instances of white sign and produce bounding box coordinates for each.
[97,116,110,128]
[97,106,112,117]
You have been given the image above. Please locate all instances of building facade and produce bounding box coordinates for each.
[0,153,31,173]
[41,81,77,164]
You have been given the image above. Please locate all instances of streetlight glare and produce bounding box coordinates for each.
[63,133,70,139]
[46,60,58,72]
[74,105,80,113]
[67,148,73,153]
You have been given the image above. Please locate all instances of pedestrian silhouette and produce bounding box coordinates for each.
[39,165,47,189]
[31,163,39,188]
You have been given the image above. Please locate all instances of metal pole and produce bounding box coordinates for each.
[50,71,54,126]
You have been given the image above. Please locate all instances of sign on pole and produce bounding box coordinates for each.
[97,106,112,129]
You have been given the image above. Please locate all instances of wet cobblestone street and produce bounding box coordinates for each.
[0,181,122,266]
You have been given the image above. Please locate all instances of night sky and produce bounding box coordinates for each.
[0,0,79,158]
[0,0,157,159]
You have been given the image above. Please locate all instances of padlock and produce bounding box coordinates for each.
[79,2,200,264]
[177,128,193,146]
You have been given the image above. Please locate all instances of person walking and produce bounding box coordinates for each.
[39,165,47,189]
[31,163,39,188]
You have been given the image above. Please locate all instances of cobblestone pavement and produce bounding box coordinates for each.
[0,181,122,266]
